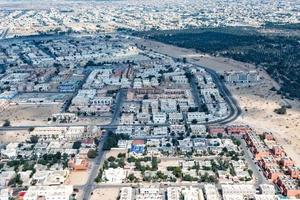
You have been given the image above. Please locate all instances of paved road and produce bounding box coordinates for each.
[110,88,127,125]
[192,62,242,125]
[61,71,91,113]
[0,28,9,39]
[189,75,204,111]
[238,136,268,185]
[81,132,108,200]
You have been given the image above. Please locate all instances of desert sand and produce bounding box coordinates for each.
[90,188,120,200]
[65,171,89,186]
[230,82,300,166]
[0,104,61,126]
[0,130,28,143]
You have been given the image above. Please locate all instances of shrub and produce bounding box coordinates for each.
[87,149,97,159]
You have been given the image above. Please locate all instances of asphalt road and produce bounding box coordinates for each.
[81,132,108,200]
[199,64,242,124]
[238,136,268,185]
[189,75,204,111]
[110,88,127,125]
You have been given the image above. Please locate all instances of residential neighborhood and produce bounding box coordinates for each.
[0,0,300,199]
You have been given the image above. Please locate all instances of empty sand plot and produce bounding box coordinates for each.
[0,104,61,126]
[90,188,120,200]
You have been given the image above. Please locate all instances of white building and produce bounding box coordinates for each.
[189,125,207,135]
[153,113,167,124]
[136,187,163,200]
[204,184,220,200]
[221,184,256,198]
[137,113,150,124]
[23,185,73,200]
[182,187,205,200]
[120,187,133,200]
[64,126,85,141]
[103,168,127,183]
[0,188,12,200]
[153,127,168,137]
[167,187,181,200]
[120,113,134,125]
[187,112,206,123]
[1,142,19,159]
[170,124,185,135]
[160,99,177,113]
[91,96,113,106]
[169,112,183,124]
[116,126,133,135]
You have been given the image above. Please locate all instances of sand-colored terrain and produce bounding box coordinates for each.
[0,130,28,143]
[138,38,300,165]
[104,149,127,159]
[0,104,61,126]
[65,171,89,186]
[158,160,180,171]
[0,103,112,126]
[90,188,120,200]
[230,82,300,166]
[137,38,256,73]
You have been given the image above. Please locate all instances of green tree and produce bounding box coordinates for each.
[2,119,10,127]
[87,149,97,159]
[127,173,137,182]
[29,135,39,144]
[72,141,82,149]
[151,157,158,171]
[248,169,253,177]
[107,156,116,162]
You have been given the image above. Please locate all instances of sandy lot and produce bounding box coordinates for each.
[65,171,89,186]
[0,130,28,143]
[158,160,180,171]
[0,104,61,126]
[0,104,111,126]
[90,188,120,200]
[104,149,127,159]
[138,38,300,166]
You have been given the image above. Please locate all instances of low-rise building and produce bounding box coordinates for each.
[103,168,127,183]
[130,140,145,155]
[153,127,168,137]
[136,187,163,200]
[23,185,73,200]
[120,187,133,200]
[222,184,256,198]
[276,175,300,197]
[153,113,167,124]
[68,157,89,171]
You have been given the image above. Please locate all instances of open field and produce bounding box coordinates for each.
[90,188,120,200]
[104,149,127,159]
[0,104,61,126]
[0,104,112,126]
[65,171,89,186]
[0,130,28,143]
[137,38,256,73]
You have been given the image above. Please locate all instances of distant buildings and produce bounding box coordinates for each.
[224,71,260,84]
[23,185,73,200]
